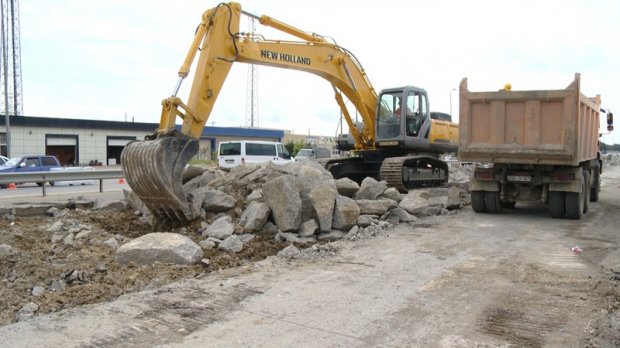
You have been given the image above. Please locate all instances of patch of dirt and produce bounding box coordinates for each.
[0,208,289,325]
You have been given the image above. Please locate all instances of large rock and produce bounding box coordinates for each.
[181,165,208,184]
[446,186,462,210]
[239,201,270,232]
[335,178,360,197]
[183,169,225,192]
[238,166,270,186]
[332,195,360,230]
[296,166,331,220]
[228,163,262,182]
[116,233,203,265]
[384,207,417,224]
[298,219,319,237]
[219,235,243,253]
[357,215,374,227]
[399,189,447,215]
[262,175,302,232]
[356,199,391,216]
[381,187,402,202]
[202,189,236,212]
[246,189,263,202]
[308,183,337,232]
[354,177,387,200]
[203,216,235,239]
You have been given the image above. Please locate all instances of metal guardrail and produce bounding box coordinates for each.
[0,169,125,196]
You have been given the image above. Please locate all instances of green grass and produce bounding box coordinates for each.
[188,159,216,166]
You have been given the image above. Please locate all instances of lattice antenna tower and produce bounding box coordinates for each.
[245,16,259,127]
[0,0,22,116]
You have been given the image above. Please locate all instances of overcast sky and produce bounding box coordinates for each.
[20,0,619,144]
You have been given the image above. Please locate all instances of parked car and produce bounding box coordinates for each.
[0,155,9,166]
[0,155,62,188]
[218,140,293,168]
[294,146,332,161]
[49,166,96,186]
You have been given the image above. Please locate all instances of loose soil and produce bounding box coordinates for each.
[0,208,288,325]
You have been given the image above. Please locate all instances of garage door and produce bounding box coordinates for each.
[47,137,77,146]
[108,138,133,146]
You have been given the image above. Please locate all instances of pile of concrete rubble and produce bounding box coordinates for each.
[119,160,471,265]
[604,152,620,167]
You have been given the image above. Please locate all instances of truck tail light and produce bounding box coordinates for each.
[553,172,575,182]
[474,171,493,180]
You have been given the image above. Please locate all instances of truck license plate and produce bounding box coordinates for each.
[507,175,531,182]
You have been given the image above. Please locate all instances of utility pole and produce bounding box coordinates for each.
[0,0,22,157]
[449,88,456,115]
[245,17,259,127]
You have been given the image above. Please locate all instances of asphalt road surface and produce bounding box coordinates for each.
[1,168,619,347]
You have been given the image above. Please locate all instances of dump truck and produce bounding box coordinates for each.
[459,73,614,219]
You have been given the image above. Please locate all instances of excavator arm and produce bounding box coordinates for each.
[121,2,380,225]
[162,2,377,147]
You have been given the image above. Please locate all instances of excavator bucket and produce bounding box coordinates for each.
[121,135,199,226]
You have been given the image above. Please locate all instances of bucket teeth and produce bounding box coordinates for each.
[121,136,199,226]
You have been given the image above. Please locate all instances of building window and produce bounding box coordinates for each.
[0,133,6,157]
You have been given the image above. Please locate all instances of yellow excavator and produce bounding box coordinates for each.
[121,2,458,224]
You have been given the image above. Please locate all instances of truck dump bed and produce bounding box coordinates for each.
[458,74,600,166]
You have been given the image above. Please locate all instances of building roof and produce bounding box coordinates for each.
[0,115,285,138]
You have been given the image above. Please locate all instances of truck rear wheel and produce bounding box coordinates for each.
[501,201,516,209]
[565,181,584,220]
[590,166,600,202]
[583,171,590,214]
[549,191,565,218]
[485,191,502,214]
[471,191,486,213]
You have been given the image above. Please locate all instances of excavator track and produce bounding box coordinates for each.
[380,156,449,192]
[121,135,199,226]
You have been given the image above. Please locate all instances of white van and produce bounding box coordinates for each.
[218,140,294,168]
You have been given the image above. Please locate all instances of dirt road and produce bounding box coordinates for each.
[1,168,619,347]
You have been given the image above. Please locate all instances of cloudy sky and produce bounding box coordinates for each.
[20,0,619,144]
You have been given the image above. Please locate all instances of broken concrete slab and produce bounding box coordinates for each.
[332,195,360,230]
[116,232,203,265]
[308,183,337,232]
[263,175,302,232]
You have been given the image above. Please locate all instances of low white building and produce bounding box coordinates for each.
[1,115,286,166]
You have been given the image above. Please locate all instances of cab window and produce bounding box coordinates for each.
[246,143,276,156]
[220,143,241,156]
[277,144,291,159]
[377,92,402,138]
[41,157,57,166]
[25,157,40,167]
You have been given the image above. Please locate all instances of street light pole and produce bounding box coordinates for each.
[449,88,456,115]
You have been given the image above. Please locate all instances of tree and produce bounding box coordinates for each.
[284,140,309,156]
[284,140,295,156]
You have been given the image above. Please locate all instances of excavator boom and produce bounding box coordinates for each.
[121,2,380,225]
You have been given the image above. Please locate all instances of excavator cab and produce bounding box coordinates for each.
[376,87,431,151]
[374,87,458,191]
